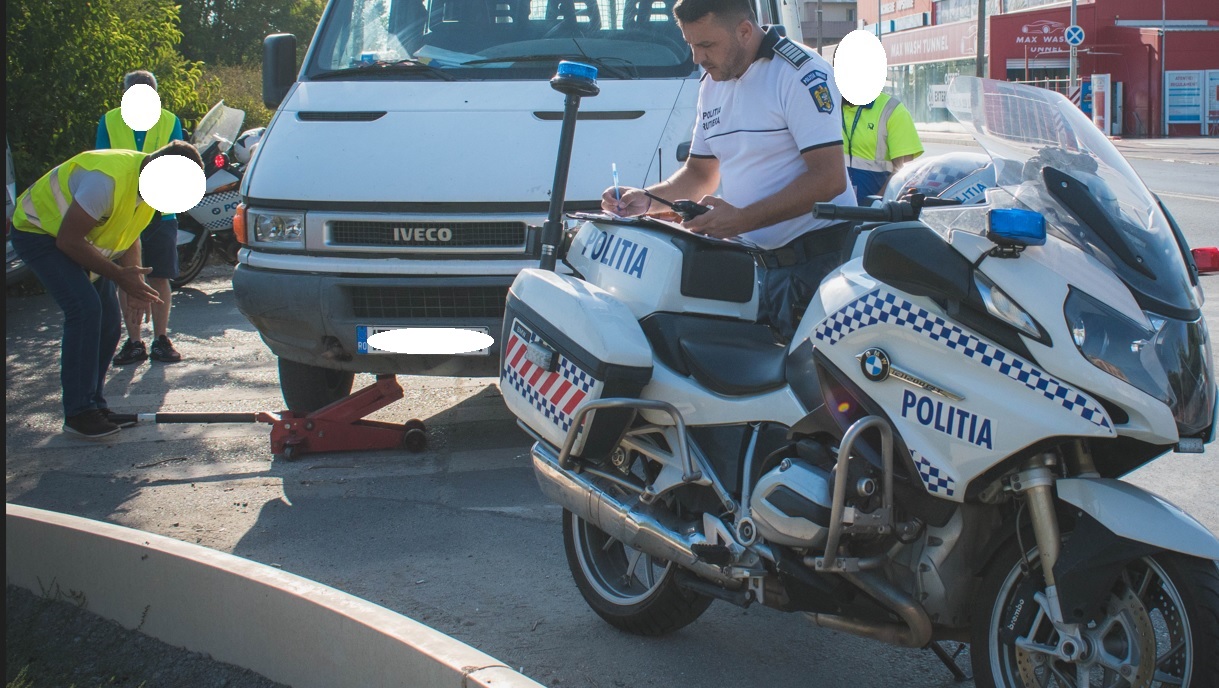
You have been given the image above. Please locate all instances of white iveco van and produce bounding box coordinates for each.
[235,0,801,410]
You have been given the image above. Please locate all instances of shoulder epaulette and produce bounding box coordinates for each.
[773,38,811,69]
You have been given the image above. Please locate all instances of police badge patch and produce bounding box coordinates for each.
[810,82,834,113]
[801,69,828,86]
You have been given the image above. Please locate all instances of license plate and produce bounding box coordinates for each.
[356,326,492,356]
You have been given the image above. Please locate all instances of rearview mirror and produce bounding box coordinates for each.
[262,33,297,109]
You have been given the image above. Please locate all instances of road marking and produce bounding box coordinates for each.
[1156,191,1219,204]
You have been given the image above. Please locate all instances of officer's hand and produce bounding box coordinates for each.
[115,266,163,305]
[684,195,741,239]
[601,186,651,217]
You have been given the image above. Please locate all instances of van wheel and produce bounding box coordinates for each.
[278,358,355,413]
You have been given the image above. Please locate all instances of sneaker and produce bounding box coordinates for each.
[63,409,120,439]
[114,339,148,366]
[149,335,182,363]
[100,409,138,429]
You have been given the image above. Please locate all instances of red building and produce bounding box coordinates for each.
[851,0,1219,136]
[989,0,1218,136]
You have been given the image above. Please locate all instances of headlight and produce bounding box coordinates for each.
[249,210,304,246]
[1063,288,1171,402]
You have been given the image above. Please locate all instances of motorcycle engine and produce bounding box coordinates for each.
[749,459,835,548]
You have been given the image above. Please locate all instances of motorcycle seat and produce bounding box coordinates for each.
[640,313,787,396]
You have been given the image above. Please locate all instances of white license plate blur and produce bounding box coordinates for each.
[356,326,492,356]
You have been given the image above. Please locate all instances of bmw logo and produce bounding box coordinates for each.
[859,348,890,381]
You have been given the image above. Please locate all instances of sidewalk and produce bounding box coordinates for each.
[914,123,1219,165]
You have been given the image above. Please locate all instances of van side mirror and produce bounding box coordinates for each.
[263,33,298,109]
[862,222,973,302]
[676,142,690,162]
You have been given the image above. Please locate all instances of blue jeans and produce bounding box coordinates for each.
[10,230,122,418]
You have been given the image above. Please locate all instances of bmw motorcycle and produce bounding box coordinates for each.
[501,75,1219,686]
[173,101,247,289]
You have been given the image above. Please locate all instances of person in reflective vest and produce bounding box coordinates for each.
[8,142,204,438]
[842,92,924,203]
[97,70,188,366]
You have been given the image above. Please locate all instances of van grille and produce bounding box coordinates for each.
[329,221,527,249]
[350,286,508,319]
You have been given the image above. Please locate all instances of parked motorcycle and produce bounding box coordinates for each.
[502,74,1219,685]
[173,101,249,289]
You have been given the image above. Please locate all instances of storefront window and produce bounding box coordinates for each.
[886,59,978,123]
[934,0,1000,25]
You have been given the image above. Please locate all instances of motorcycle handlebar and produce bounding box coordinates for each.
[813,201,919,223]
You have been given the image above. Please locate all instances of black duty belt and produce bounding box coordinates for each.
[754,222,852,269]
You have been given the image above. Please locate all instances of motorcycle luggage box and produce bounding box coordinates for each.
[501,269,652,460]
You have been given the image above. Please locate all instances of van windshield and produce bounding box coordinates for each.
[309,0,695,79]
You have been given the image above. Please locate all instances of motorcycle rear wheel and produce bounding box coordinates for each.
[563,508,713,636]
[172,235,211,290]
[972,540,1219,688]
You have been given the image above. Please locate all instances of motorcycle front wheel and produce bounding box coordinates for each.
[563,508,712,636]
[972,540,1219,688]
[172,234,211,290]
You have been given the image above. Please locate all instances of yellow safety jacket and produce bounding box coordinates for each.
[11,150,155,258]
[104,108,177,152]
[842,93,924,200]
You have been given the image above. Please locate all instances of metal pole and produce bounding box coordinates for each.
[1161,0,1167,137]
[878,0,883,37]
[1067,0,1077,93]
[817,0,824,52]
[975,0,986,77]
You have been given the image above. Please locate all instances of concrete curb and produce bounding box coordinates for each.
[6,504,545,688]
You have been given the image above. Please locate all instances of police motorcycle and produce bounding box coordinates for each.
[173,101,260,289]
[501,66,1219,686]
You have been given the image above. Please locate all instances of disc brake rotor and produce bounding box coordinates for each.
[1015,586,1156,687]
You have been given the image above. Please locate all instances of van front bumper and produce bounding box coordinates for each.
[232,263,512,376]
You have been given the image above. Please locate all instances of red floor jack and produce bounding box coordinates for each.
[108,375,427,460]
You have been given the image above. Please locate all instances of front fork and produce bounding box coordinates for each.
[1008,450,1093,663]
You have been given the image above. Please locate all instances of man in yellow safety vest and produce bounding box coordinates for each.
[842,92,924,203]
[97,70,188,367]
[9,142,203,438]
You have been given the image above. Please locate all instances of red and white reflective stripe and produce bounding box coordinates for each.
[504,334,588,416]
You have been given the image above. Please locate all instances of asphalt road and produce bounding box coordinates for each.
[6,143,1219,688]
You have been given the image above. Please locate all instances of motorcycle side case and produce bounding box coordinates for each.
[566,220,759,321]
[501,269,653,459]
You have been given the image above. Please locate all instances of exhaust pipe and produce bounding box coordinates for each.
[532,442,741,588]
[805,571,933,648]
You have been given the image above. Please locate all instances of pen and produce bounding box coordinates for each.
[612,163,621,205]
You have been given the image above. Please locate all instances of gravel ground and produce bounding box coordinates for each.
[5,585,287,688]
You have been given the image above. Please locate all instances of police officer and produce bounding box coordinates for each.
[98,70,188,366]
[604,0,856,342]
[9,143,203,438]
[842,91,924,203]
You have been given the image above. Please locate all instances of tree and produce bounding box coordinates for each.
[178,0,325,66]
[6,0,209,186]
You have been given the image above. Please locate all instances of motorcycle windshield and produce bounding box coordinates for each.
[946,77,1198,320]
[191,101,246,154]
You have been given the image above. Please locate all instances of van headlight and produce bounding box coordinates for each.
[1064,288,1171,402]
[249,210,304,246]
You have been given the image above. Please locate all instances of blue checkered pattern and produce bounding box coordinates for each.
[503,351,599,432]
[558,358,595,394]
[912,451,957,497]
[502,363,574,432]
[814,290,1112,430]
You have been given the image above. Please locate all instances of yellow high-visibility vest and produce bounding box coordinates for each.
[11,149,154,257]
[104,108,176,152]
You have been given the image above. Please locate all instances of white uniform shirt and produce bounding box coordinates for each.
[690,28,856,250]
